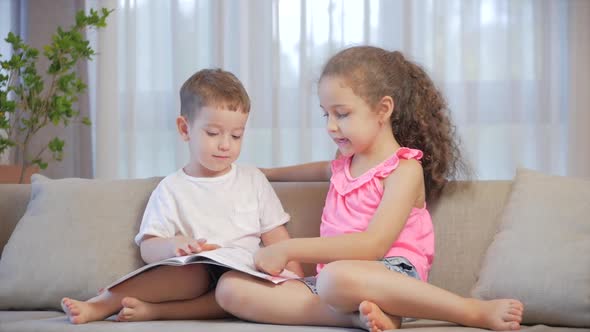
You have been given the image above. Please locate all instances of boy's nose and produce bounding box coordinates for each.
[219,137,231,151]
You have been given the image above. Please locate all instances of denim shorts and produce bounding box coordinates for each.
[298,256,420,295]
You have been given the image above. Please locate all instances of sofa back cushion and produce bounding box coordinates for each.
[0,175,161,310]
[428,181,512,297]
[471,169,590,327]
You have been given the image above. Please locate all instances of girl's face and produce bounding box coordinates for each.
[178,105,248,177]
[318,76,385,157]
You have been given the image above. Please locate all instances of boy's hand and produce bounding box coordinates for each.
[171,236,221,256]
[198,238,222,251]
[254,244,289,276]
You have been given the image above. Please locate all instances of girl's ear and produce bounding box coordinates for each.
[176,116,191,141]
[377,96,394,124]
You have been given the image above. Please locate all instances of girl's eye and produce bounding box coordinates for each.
[206,132,219,136]
[232,135,242,140]
[321,111,348,119]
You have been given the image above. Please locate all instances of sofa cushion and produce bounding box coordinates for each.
[427,181,512,297]
[0,184,31,257]
[0,175,161,310]
[471,169,590,327]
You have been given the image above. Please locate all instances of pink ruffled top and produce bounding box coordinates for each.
[318,147,434,281]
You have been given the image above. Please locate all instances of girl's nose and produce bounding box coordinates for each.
[326,116,338,132]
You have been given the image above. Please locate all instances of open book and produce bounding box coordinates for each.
[104,246,300,290]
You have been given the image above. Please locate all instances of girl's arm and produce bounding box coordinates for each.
[271,159,424,264]
[260,225,305,277]
[261,150,341,182]
[261,161,332,182]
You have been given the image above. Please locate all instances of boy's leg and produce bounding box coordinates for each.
[316,261,524,331]
[116,290,228,322]
[215,271,374,330]
[61,264,211,324]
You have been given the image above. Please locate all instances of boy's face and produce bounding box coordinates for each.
[177,105,248,177]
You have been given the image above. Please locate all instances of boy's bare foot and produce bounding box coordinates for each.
[358,300,401,332]
[61,297,112,324]
[116,297,158,322]
[468,299,524,331]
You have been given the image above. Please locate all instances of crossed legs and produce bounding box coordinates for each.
[216,261,523,332]
[61,264,229,324]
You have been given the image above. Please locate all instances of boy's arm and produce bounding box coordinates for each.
[260,226,305,277]
[139,235,220,264]
[261,161,332,182]
[140,236,177,263]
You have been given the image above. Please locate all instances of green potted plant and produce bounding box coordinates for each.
[0,8,111,183]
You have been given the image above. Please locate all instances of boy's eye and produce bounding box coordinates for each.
[322,112,329,118]
[231,135,242,140]
[206,131,219,136]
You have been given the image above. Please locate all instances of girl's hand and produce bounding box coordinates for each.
[254,245,289,276]
[171,236,220,256]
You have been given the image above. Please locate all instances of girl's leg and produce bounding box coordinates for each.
[116,290,229,322]
[215,270,375,330]
[61,264,214,324]
[316,261,524,331]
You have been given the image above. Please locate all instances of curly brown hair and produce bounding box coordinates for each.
[320,46,468,200]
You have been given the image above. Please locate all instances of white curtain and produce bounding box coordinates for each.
[87,0,590,180]
[0,0,20,165]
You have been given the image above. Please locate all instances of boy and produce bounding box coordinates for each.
[61,69,303,324]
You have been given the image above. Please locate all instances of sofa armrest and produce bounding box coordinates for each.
[0,184,31,257]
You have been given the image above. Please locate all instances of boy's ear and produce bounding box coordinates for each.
[377,96,394,124]
[176,116,191,141]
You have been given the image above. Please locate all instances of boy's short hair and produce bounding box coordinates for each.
[180,68,250,121]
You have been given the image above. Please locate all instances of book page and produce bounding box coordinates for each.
[104,247,300,290]
[192,247,300,282]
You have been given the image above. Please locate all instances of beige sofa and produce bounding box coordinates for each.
[0,170,588,332]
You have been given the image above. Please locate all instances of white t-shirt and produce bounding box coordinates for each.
[135,164,290,254]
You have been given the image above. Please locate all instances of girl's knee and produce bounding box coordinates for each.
[316,262,362,308]
[317,261,355,290]
[214,271,251,312]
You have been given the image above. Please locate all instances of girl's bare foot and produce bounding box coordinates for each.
[61,297,113,324]
[116,297,158,322]
[358,300,401,332]
[468,299,524,331]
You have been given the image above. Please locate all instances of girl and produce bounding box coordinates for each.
[214,46,524,331]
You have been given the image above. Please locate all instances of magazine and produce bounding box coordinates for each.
[104,246,300,290]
